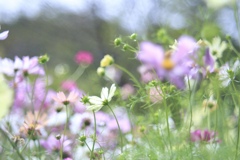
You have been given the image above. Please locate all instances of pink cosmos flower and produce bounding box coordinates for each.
[53,91,78,105]
[137,36,198,89]
[74,51,93,65]
[191,129,220,143]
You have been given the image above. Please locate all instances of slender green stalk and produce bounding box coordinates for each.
[0,129,25,160]
[69,65,86,81]
[91,111,97,160]
[107,104,123,153]
[233,0,240,46]
[231,81,240,160]
[114,64,142,89]
[60,105,69,159]
[158,84,172,154]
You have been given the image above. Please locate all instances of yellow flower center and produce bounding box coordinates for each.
[161,51,175,70]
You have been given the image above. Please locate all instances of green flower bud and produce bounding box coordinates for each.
[38,54,49,64]
[79,135,86,142]
[81,96,90,104]
[129,33,137,40]
[55,134,61,140]
[122,44,130,51]
[97,67,105,77]
[114,38,122,46]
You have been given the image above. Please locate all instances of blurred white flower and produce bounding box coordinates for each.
[87,84,116,112]
[204,0,234,9]
[219,60,240,87]
[206,37,227,60]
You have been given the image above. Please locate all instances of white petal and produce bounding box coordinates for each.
[88,96,103,105]
[0,31,9,40]
[101,87,109,100]
[86,104,103,112]
[108,84,116,101]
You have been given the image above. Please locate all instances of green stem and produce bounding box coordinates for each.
[91,111,97,160]
[60,105,68,159]
[0,129,25,160]
[232,81,240,160]
[233,0,240,46]
[107,104,123,153]
[114,64,142,89]
[69,65,86,81]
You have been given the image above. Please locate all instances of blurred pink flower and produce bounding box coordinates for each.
[191,129,220,143]
[74,51,93,65]
[61,80,78,91]
[53,91,78,105]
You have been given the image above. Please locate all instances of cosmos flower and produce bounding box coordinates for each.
[191,129,220,143]
[87,84,116,112]
[19,111,48,139]
[53,91,78,105]
[205,37,227,60]
[137,36,198,89]
[219,59,240,87]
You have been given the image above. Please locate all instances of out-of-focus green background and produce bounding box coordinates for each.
[0,0,239,93]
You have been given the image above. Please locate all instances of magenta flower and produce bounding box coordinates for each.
[53,91,78,105]
[74,51,93,65]
[191,129,220,143]
[137,36,198,89]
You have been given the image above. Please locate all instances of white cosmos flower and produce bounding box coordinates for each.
[219,60,240,87]
[87,84,116,112]
[205,37,227,60]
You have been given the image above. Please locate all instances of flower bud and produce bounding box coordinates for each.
[97,67,105,77]
[79,135,86,142]
[38,54,50,64]
[129,33,137,40]
[114,38,122,46]
[100,55,114,67]
[122,44,130,51]
[55,134,61,140]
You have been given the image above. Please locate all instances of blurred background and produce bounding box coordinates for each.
[0,0,239,92]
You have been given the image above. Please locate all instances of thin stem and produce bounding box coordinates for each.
[91,111,97,160]
[69,65,86,81]
[60,105,69,159]
[231,81,240,160]
[114,64,142,90]
[233,0,240,46]
[107,104,123,153]
[0,129,25,160]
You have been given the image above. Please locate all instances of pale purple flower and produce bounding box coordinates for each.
[137,36,198,89]
[22,56,45,76]
[0,30,9,40]
[40,135,72,157]
[0,56,44,77]
[69,112,94,135]
[191,129,220,143]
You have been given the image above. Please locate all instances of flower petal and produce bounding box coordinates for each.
[108,84,116,101]
[101,87,109,100]
[88,96,103,105]
[0,31,9,40]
